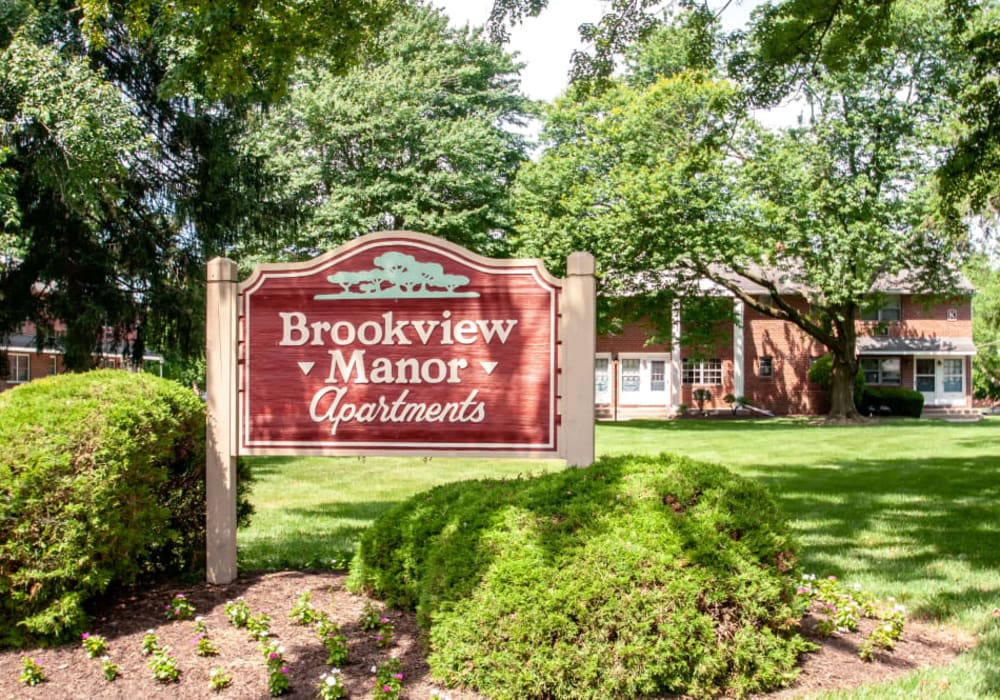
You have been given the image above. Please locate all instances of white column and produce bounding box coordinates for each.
[205,257,239,584]
[560,252,596,467]
[733,298,745,397]
[670,298,682,408]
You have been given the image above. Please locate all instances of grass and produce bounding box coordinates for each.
[238,416,1000,698]
[238,455,563,570]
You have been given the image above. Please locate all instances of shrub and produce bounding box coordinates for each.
[0,370,252,647]
[348,454,811,699]
[808,354,866,397]
[692,387,712,413]
[857,386,924,417]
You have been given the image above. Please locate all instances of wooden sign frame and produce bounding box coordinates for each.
[204,231,594,583]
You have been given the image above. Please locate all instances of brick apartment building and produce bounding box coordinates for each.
[1,321,163,391]
[596,276,976,418]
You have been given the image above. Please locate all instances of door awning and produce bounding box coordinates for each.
[856,336,977,356]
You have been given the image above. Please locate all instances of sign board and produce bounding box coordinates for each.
[239,233,559,455]
[204,231,594,584]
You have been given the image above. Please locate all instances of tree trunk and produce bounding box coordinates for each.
[828,353,861,420]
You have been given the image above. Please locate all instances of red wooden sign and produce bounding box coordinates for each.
[239,233,560,454]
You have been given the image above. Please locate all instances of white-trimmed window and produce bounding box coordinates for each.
[942,359,964,393]
[759,356,774,378]
[861,357,901,385]
[861,295,901,322]
[49,355,58,376]
[620,358,641,393]
[9,354,30,383]
[682,358,722,385]
[594,357,610,395]
[650,360,666,391]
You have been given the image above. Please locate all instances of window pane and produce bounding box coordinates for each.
[595,358,609,393]
[650,360,665,391]
[916,376,935,392]
[759,357,773,378]
[943,359,963,392]
[881,358,900,371]
[915,359,935,375]
[10,354,29,382]
[621,359,640,392]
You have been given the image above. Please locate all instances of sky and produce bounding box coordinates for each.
[430,0,761,103]
[431,0,606,103]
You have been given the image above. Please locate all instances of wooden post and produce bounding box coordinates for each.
[561,252,596,467]
[205,257,239,584]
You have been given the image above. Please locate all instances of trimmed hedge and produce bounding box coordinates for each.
[348,454,811,699]
[0,370,251,647]
[857,386,925,417]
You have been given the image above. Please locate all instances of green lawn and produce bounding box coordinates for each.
[239,417,1000,698]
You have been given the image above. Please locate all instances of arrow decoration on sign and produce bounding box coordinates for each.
[298,361,315,376]
[480,361,498,376]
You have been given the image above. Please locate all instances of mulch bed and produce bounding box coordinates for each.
[0,571,975,699]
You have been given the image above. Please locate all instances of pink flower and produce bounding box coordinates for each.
[393,673,403,680]
[269,652,279,659]
[379,617,389,624]
[81,632,90,639]
[383,685,391,692]
[280,667,288,674]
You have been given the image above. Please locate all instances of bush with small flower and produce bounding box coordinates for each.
[316,615,349,667]
[194,616,208,634]
[247,609,273,641]
[225,597,252,628]
[194,631,219,657]
[81,631,108,658]
[795,573,907,661]
[372,657,404,700]
[101,655,120,681]
[859,599,907,661]
[261,640,291,696]
[289,589,320,625]
[318,668,347,699]
[19,657,45,686]
[360,602,395,648]
[359,601,382,631]
[165,592,196,620]
[141,629,160,655]
[374,615,395,648]
[208,667,233,692]
[148,646,181,683]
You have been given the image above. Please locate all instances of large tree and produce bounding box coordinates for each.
[966,255,1000,405]
[491,0,1000,221]
[514,2,967,418]
[0,0,405,370]
[239,5,533,263]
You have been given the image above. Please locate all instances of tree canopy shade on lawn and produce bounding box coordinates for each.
[513,2,970,419]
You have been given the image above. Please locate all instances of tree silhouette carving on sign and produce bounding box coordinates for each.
[315,251,479,299]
